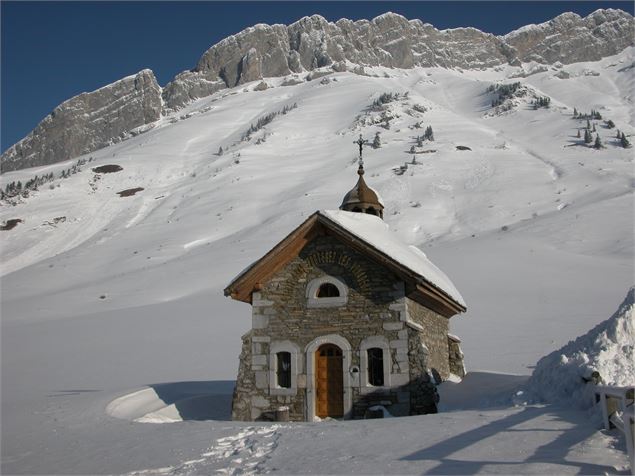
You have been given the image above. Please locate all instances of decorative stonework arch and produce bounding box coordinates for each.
[269,340,302,396]
[306,276,348,308]
[359,335,392,392]
[305,334,353,420]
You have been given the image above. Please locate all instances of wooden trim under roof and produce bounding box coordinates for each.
[318,214,466,317]
[224,212,321,303]
[224,211,465,316]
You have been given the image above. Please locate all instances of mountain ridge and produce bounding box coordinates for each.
[1,8,633,172]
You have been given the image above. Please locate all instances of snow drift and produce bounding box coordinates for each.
[526,286,634,409]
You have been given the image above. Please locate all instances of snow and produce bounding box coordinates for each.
[1,47,633,473]
[321,209,465,306]
[524,286,635,409]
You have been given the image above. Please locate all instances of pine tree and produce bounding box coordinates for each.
[410,145,416,154]
[621,132,631,148]
[218,146,223,156]
[606,119,615,129]
[573,107,578,117]
[584,129,593,144]
[592,123,596,132]
[372,132,381,149]
[594,135,602,149]
[616,129,621,139]
[576,129,581,138]
[586,119,591,130]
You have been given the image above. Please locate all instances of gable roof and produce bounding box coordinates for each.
[224,210,466,316]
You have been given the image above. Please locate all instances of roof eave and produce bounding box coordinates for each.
[316,212,466,316]
[224,211,321,303]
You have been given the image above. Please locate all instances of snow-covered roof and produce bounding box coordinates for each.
[225,209,465,312]
[320,210,465,307]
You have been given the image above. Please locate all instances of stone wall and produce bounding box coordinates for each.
[405,298,450,380]
[232,234,442,421]
[231,331,254,420]
[406,326,439,414]
[448,335,466,378]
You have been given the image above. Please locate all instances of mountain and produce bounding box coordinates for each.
[1,9,633,172]
[1,21,633,473]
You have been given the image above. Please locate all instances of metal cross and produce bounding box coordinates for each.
[354,134,366,169]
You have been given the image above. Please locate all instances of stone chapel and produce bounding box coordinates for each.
[224,140,467,421]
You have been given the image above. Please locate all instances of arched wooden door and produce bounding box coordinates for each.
[315,344,344,418]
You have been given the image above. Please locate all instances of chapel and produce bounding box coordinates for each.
[224,138,467,421]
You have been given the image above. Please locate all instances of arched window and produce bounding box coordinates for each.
[306,276,348,308]
[317,282,340,298]
[276,352,291,388]
[366,207,377,216]
[360,336,391,390]
[269,341,301,396]
[367,348,384,386]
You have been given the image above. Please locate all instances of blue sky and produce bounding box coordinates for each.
[2,1,633,153]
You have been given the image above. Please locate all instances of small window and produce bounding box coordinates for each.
[366,207,377,216]
[367,348,384,386]
[317,283,340,298]
[306,277,347,308]
[352,207,362,212]
[276,352,291,388]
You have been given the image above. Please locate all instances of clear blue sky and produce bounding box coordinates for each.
[2,1,633,153]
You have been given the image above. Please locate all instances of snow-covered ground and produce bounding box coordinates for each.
[1,48,633,473]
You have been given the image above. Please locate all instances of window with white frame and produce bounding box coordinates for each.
[269,341,301,395]
[360,336,391,389]
[306,276,348,308]
[367,348,384,386]
[276,352,291,388]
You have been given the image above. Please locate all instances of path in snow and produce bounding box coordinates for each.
[127,425,282,476]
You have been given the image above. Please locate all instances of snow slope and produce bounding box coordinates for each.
[1,48,633,473]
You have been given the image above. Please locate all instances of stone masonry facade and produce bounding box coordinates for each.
[231,234,456,421]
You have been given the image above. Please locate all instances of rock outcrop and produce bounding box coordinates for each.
[504,9,634,64]
[1,69,161,172]
[2,9,633,172]
[162,10,633,109]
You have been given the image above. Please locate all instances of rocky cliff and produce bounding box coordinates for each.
[2,9,633,172]
[504,9,634,64]
[163,9,633,109]
[1,70,162,172]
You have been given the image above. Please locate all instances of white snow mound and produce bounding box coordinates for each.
[527,286,634,409]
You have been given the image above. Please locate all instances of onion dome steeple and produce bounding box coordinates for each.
[340,135,384,219]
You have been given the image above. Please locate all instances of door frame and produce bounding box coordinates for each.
[305,334,352,421]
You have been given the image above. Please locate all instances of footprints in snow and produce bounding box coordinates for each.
[128,425,282,476]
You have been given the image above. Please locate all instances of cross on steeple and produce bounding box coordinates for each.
[354,134,366,172]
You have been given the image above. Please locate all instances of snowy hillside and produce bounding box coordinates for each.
[1,47,633,473]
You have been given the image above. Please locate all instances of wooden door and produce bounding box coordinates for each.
[316,344,344,418]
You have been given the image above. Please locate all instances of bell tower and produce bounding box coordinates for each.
[339,135,384,219]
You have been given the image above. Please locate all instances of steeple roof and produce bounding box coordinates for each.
[340,135,384,218]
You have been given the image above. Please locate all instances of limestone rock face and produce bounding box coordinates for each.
[3,10,633,172]
[162,10,633,110]
[2,69,162,172]
[160,70,225,111]
[504,9,634,64]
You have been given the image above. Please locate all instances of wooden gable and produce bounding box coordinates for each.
[224,211,466,317]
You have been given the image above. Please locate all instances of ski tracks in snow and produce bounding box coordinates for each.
[127,425,282,476]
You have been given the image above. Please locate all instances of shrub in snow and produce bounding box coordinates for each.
[526,287,634,409]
